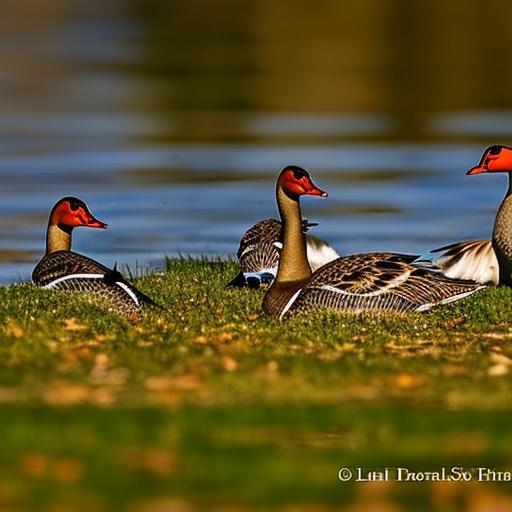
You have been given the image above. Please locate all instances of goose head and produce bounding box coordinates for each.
[467,145,512,175]
[49,197,108,230]
[278,165,328,198]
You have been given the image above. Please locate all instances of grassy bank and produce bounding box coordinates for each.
[1,259,512,511]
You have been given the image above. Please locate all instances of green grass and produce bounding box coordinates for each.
[1,259,512,511]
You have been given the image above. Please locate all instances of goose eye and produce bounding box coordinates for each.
[69,202,79,212]
[293,170,305,180]
[489,146,502,155]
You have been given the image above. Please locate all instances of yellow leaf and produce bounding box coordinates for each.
[63,318,87,332]
[221,356,238,372]
[6,321,24,338]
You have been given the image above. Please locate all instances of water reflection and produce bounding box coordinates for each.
[1,0,512,284]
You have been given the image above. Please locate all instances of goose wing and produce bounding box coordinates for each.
[228,219,281,288]
[284,252,483,317]
[304,252,420,295]
[236,218,321,264]
[32,250,110,286]
[430,240,498,285]
[32,251,160,315]
[236,218,282,260]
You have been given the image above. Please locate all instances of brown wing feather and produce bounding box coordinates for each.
[32,251,159,318]
[235,218,336,277]
[32,251,110,286]
[284,252,483,317]
[235,219,282,276]
[304,253,418,292]
[236,219,281,260]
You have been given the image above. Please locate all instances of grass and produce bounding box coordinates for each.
[1,258,512,511]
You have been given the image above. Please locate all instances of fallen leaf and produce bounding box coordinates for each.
[267,360,279,373]
[145,376,175,392]
[42,382,91,405]
[94,334,109,342]
[53,458,83,483]
[221,355,238,372]
[64,318,87,332]
[91,367,130,386]
[488,364,509,377]
[41,380,116,406]
[482,332,512,340]
[20,454,48,478]
[6,321,24,338]
[215,332,233,344]
[127,312,140,324]
[394,374,427,389]
[94,353,109,369]
[444,316,467,328]
[490,353,512,367]
[121,448,175,475]
[145,374,200,392]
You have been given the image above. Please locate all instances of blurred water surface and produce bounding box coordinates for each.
[1,0,512,284]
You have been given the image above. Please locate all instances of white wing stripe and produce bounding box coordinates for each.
[316,283,386,298]
[415,285,485,312]
[279,289,302,320]
[115,281,140,306]
[43,273,140,307]
[44,273,106,288]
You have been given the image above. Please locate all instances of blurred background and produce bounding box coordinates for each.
[2,0,512,282]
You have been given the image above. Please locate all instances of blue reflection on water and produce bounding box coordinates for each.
[0,139,504,284]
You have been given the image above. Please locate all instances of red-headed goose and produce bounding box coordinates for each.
[262,166,485,319]
[32,197,159,319]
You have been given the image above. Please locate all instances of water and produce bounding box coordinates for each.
[1,0,511,284]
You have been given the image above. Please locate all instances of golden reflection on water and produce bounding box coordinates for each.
[2,0,512,141]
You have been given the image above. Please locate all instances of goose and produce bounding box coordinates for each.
[32,197,159,320]
[430,145,512,285]
[229,218,339,288]
[262,166,485,319]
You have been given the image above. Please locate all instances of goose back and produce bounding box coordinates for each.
[276,252,484,319]
[32,251,152,318]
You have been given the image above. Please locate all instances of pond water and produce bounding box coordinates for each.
[1,0,512,284]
